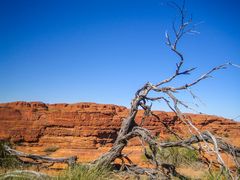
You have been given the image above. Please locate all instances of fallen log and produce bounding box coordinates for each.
[0,170,50,180]
[4,145,77,166]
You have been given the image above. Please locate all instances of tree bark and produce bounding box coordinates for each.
[4,145,77,166]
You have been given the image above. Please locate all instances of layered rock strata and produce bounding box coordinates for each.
[0,101,239,164]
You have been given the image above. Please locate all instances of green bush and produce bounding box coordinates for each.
[157,146,199,167]
[153,135,199,167]
[55,164,112,180]
[0,141,21,169]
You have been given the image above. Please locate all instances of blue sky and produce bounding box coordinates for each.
[0,0,239,120]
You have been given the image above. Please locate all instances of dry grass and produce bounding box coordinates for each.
[55,164,114,180]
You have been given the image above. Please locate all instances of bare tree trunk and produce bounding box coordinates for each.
[94,100,139,166]
[94,84,152,167]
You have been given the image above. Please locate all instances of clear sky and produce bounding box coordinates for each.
[0,0,239,120]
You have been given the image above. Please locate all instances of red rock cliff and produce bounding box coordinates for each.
[0,101,239,149]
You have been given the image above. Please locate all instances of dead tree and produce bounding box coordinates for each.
[2,1,239,179]
[93,2,240,179]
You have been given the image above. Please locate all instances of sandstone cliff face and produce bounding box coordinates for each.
[0,101,239,150]
[0,102,127,148]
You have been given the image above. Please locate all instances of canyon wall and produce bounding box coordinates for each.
[1,101,239,150]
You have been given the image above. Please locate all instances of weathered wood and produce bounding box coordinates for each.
[4,145,77,166]
[159,131,240,158]
[93,2,240,179]
[0,170,50,180]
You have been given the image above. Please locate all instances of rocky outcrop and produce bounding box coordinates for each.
[1,101,239,149]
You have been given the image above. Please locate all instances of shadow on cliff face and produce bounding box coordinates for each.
[96,131,118,146]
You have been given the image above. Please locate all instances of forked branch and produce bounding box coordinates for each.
[86,1,240,179]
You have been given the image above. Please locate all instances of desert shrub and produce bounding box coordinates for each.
[202,169,230,180]
[55,164,112,180]
[157,146,199,167]
[141,136,199,167]
[43,146,59,153]
[223,133,229,138]
[154,135,199,167]
[0,141,21,169]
